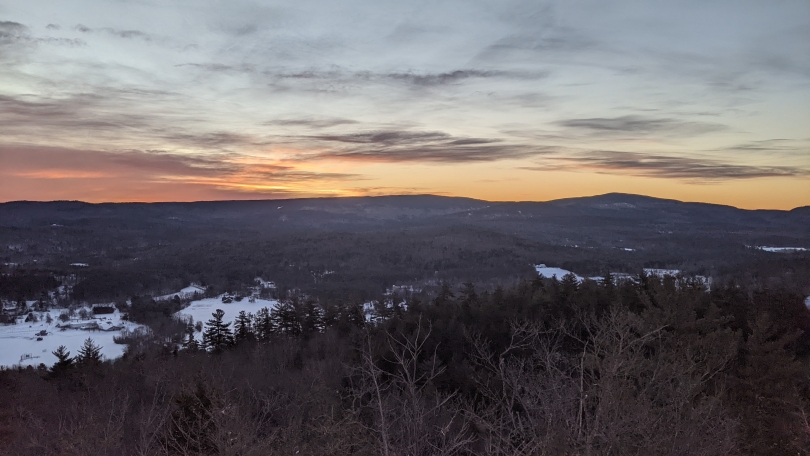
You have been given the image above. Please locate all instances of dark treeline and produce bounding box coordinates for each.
[0,269,60,301]
[1,274,809,455]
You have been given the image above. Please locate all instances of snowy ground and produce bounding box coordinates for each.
[534,264,613,283]
[535,265,582,281]
[758,246,808,253]
[535,265,685,284]
[154,285,206,301]
[643,268,681,276]
[175,297,279,341]
[0,308,143,369]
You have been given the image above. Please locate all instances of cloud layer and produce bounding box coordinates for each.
[524,150,810,182]
[0,0,808,205]
[0,145,361,201]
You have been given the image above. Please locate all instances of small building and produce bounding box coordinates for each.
[92,303,116,315]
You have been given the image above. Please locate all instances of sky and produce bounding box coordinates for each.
[0,0,808,209]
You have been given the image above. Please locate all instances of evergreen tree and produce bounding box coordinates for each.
[37,291,50,311]
[300,299,323,336]
[320,301,340,328]
[183,325,200,351]
[16,297,27,314]
[202,309,233,352]
[253,307,276,342]
[560,272,579,297]
[435,281,455,306]
[460,282,477,305]
[337,302,366,332]
[233,310,254,343]
[601,270,615,291]
[273,300,301,336]
[75,338,103,367]
[50,345,74,376]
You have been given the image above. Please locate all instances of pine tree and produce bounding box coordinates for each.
[50,345,74,376]
[253,307,276,342]
[233,310,254,343]
[202,309,233,352]
[301,299,323,336]
[560,272,579,296]
[336,302,366,332]
[75,338,103,367]
[16,297,27,315]
[601,270,615,291]
[273,301,301,336]
[183,325,200,351]
[435,281,455,306]
[37,291,50,311]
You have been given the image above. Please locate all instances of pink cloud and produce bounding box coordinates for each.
[0,145,358,202]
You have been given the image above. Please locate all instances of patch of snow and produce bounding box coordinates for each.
[154,285,206,301]
[0,307,144,368]
[758,246,807,253]
[805,296,810,308]
[644,268,680,277]
[535,265,583,281]
[611,273,636,282]
[70,263,89,267]
[363,301,376,321]
[254,278,276,289]
[174,296,279,341]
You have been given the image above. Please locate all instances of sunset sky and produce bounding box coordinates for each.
[1,0,808,209]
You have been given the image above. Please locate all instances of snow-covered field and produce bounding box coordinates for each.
[175,297,279,341]
[0,308,143,368]
[535,264,582,281]
[758,246,808,253]
[534,264,614,283]
[154,285,206,301]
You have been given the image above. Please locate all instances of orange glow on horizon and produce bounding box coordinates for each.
[1,145,808,209]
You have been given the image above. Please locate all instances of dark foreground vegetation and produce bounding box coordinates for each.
[1,274,809,455]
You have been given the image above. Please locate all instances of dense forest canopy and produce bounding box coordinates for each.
[0,275,808,454]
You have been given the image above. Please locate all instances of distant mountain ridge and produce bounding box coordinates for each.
[1,193,807,248]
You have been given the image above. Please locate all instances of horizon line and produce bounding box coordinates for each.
[1,192,807,212]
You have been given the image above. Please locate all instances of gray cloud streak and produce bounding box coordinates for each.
[267,118,359,129]
[524,150,810,181]
[75,24,155,41]
[304,130,543,163]
[715,139,810,157]
[558,115,727,136]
